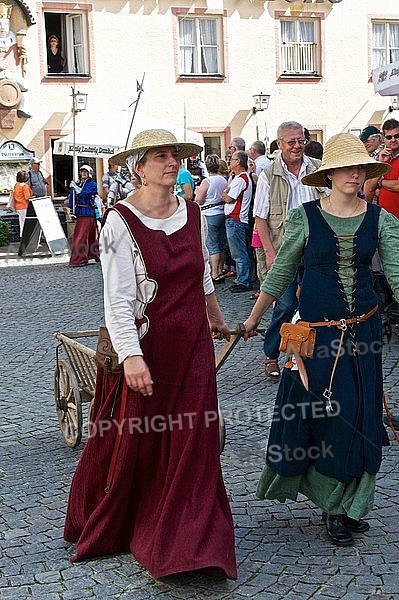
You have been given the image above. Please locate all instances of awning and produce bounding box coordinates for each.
[53,111,204,158]
[372,60,399,97]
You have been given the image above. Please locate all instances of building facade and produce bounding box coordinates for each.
[0,0,398,198]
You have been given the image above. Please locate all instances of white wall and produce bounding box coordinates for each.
[1,0,397,175]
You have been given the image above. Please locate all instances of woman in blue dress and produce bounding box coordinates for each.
[244,133,399,546]
[67,165,100,267]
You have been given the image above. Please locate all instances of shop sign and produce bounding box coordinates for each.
[372,60,399,97]
[53,140,121,158]
[0,140,33,161]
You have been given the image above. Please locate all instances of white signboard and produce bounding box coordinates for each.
[53,140,121,158]
[0,140,34,162]
[31,196,69,255]
[372,60,399,97]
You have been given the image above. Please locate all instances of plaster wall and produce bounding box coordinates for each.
[0,0,397,182]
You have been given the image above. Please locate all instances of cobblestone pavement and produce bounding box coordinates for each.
[1,258,399,600]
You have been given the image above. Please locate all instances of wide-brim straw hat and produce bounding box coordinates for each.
[302,132,391,187]
[111,128,203,166]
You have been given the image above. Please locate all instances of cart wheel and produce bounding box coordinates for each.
[219,402,226,454]
[54,359,83,448]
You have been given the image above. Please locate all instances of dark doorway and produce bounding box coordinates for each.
[51,139,73,197]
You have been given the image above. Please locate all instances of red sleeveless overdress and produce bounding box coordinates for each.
[64,200,237,579]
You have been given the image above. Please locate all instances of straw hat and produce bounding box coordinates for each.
[301,133,391,187]
[111,129,203,166]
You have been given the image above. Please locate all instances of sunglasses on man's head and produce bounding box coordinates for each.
[384,133,399,140]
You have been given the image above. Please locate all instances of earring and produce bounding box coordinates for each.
[142,177,147,186]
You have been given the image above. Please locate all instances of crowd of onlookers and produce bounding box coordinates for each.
[71,117,399,335]
[186,118,399,383]
[188,129,325,299]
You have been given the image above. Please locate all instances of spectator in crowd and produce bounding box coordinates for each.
[304,140,324,161]
[248,140,271,181]
[64,128,237,580]
[267,139,279,160]
[195,154,227,282]
[365,119,399,219]
[222,150,253,292]
[253,121,324,380]
[28,158,50,197]
[229,137,246,153]
[187,154,207,178]
[243,132,396,548]
[219,159,230,180]
[175,161,194,200]
[187,155,207,193]
[248,141,272,298]
[219,154,235,278]
[360,126,383,160]
[13,169,32,236]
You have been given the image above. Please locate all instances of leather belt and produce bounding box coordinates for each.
[304,305,378,330]
[291,305,378,410]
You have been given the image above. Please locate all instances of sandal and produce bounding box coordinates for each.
[212,274,225,283]
[222,270,236,278]
[264,357,280,380]
[249,292,260,300]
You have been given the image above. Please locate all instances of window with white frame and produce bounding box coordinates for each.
[280,19,319,76]
[372,22,399,69]
[178,16,223,77]
[44,11,89,76]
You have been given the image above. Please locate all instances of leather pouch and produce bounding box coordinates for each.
[96,326,123,373]
[279,322,316,358]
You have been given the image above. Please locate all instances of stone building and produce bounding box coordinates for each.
[0,0,398,198]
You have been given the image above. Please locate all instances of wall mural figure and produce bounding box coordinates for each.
[0,2,31,118]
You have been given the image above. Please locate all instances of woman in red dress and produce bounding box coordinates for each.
[64,129,237,580]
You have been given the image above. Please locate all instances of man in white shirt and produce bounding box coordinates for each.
[248,140,271,182]
[253,121,324,379]
[222,151,253,292]
[229,137,246,153]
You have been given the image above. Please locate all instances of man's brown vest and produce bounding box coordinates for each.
[264,154,325,251]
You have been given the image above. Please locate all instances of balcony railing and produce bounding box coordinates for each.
[281,42,318,75]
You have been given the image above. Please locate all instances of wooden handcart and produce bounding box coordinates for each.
[53,326,246,450]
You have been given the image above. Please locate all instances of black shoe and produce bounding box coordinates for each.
[230,284,252,293]
[325,514,354,546]
[322,511,369,534]
[345,516,370,533]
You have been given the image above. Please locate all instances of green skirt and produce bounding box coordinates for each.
[257,465,375,520]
